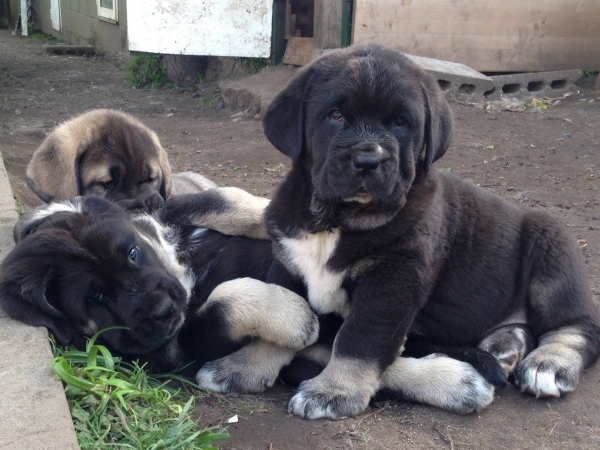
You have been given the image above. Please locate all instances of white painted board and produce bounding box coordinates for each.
[50,0,61,31]
[127,0,272,57]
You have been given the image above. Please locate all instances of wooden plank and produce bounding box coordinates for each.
[285,0,292,39]
[314,0,343,53]
[282,36,314,66]
[352,0,600,72]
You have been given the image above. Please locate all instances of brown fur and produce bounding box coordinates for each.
[27,109,172,212]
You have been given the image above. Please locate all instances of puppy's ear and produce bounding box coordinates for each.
[13,200,84,243]
[263,68,314,161]
[26,135,86,202]
[0,266,73,344]
[156,143,172,200]
[420,82,454,174]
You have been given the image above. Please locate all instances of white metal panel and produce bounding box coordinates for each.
[50,0,61,31]
[127,0,272,58]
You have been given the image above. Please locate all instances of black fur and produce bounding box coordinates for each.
[0,196,274,374]
[262,43,600,418]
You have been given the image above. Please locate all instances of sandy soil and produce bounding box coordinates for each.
[2,29,600,449]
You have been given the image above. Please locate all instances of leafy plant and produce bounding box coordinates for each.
[201,93,221,107]
[239,58,268,75]
[125,55,166,88]
[51,329,229,449]
[29,30,67,44]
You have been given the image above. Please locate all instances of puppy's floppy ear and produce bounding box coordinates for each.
[13,199,85,243]
[0,265,74,344]
[26,134,88,202]
[263,68,314,161]
[420,82,454,174]
[154,138,172,200]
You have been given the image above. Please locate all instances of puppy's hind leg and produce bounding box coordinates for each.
[196,340,295,393]
[194,278,320,394]
[197,278,319,351]
[478,324,535,379]
[516,213,600,398]
[379,354,495,414]
[515,325,598,398]
[403,338,508,388]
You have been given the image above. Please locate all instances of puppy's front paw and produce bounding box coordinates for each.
[288,376,371,420]
[196,342,295,394]
[515,347,582,398]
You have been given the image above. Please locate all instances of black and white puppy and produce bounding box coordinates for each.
[0,190,319,392]
[262,43,600,419]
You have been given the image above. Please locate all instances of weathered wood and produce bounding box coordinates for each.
[352,0,600,72]
[285,0,292,39]
[313,0,343,58]
[282,36,314,66]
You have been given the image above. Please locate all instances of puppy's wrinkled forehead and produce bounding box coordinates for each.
[312,54,423,117]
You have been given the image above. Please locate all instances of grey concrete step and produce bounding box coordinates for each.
[0,151,79,450]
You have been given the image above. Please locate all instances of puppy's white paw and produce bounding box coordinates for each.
[288,377,371,420]
[195,342,295,394]
[381,354,495,414]
[515,346,582,398]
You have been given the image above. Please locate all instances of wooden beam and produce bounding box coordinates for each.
[352,0,600,72]
[313,0,343,58]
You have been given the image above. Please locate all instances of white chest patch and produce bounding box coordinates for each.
[280,229,350,317]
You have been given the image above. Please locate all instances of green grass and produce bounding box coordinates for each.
[51,329,229,449]
[29,30,67,44]
[125,55,167,88]
[239,58,269,75]
[201,93,221,107]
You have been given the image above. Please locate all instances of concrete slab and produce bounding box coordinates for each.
[404,54,494,102]
[485,70,583,101]
[220,54,495,115]
[0,151,79,450]
[220,65,298,117]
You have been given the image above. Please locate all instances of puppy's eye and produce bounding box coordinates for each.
[394,117,407,127]
[87,292,104,302]
[128,246,140,261]
[329,109,343,121]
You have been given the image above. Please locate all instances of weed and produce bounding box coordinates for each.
[239,58,269,75]
[3,154,13,173]
[583,70,598,78]
[201,93,221,106]
[14,196,27,217]
[51,329,229,449]
[125,55,166,88]
[29,30,67,44]
[198,74,206,84]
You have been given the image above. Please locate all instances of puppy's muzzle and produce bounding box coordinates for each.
[351,143,385,177]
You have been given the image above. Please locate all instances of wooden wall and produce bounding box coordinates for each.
[352,0,600,72]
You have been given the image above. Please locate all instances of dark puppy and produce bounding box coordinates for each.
[0,190,318,392]
[26,109,216,212]
[262,43,600,419]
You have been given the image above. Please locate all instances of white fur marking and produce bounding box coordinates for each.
[135,215,195,301]
[30,199,83,222]
[196,341,295,394]
[517,326,586,397]
[380,354,495,414]
[280,229,350,317]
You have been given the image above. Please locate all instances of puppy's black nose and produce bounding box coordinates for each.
[351,143,383,176]
[152,298,175,321]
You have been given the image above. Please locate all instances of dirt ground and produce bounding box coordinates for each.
[2,29,600,449]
